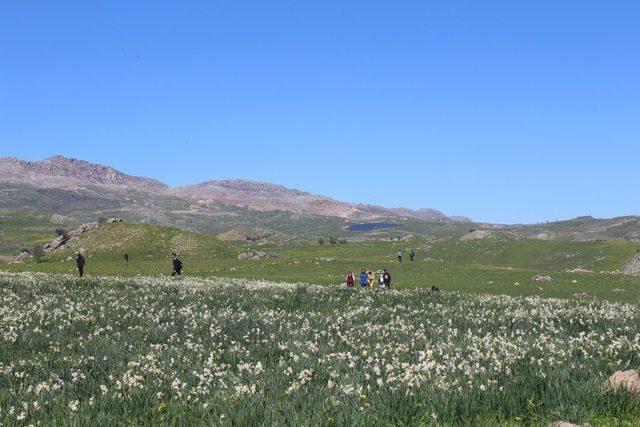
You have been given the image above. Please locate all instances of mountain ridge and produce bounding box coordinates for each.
[0,155,468,222]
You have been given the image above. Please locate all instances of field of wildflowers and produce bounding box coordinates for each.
[1,271,639,425]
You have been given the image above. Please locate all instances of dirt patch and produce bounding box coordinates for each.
[217,227,246,241]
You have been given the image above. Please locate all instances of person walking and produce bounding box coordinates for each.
[397,250,403,262]
[409,249,415,262]
[383,268,392,289]
[76,253,86,277]
[346,269,355,288]
[171,253,183,276]
[123,252,129,265]
[360,269,368,288]
[367,270,376,288]
[378,271,385,289]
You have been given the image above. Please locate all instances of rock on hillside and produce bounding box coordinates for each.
[621,252,640,275]
[0,156,168,194]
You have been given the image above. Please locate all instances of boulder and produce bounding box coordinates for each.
[621,253,640,275]
[10,250,32,264]
[238,251,267,260]
[604,370,640,396]
[549,422,581,427]
[532,274,553,282]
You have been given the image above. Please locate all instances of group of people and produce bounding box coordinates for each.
[74,252,184,277]
[346,268,392,289]
[397,249,416,262]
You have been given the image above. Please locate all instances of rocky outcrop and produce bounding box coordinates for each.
[621,253,640,275]
[0,156,168,194]
[10,249,31,264]
[238,251,267,260]
[532,274,553,282]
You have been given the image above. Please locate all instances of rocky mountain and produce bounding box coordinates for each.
[0,156,168,194]
[169,180,363,219]
[0,156,466,223]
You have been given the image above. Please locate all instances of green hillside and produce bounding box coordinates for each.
[424,237,638,272]
[8,222,239,276]
[0,210,78,261]
[5,221,640,303]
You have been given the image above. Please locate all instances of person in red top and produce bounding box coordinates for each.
[346,269,355,288]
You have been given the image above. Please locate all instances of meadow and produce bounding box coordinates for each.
[4,221,640,303]
[1,271,639,425]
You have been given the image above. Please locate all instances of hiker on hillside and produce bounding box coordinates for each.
[76,253,85,277]
[367,270,376,288]
[383,268,392,289]
[346,269,355,288]
[409,249,415,262]
[123,252,129,265]
[171,253,183,276]
[397,250,403,262]
[360,268,368,288]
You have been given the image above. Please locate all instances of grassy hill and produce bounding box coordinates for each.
[2,217,640,302]
[424,236,638,272]
[5,221,640,303]
[0,210,78,261]
[8,222,239,275]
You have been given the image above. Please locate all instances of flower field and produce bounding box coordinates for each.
[1,272,639,425]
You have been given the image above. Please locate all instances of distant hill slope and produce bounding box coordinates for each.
[509,216,640,241]
[2,156,640,243]
[0,156,465,224]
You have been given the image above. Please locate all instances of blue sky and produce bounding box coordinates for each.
[1,1,638,224]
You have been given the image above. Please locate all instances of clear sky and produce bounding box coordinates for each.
[1,1,639,224]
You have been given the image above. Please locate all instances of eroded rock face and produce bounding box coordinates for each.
[621,253,640,275]
[604,370,640,396]
[10,250,31,264]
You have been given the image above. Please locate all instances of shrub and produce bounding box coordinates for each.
[32,245,44,263]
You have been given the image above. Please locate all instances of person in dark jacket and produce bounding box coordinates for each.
[409,249,415,262]
[76,253,85,277]
[123,252,129,265]
[171,253,183,276]
[383,268,391,289]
